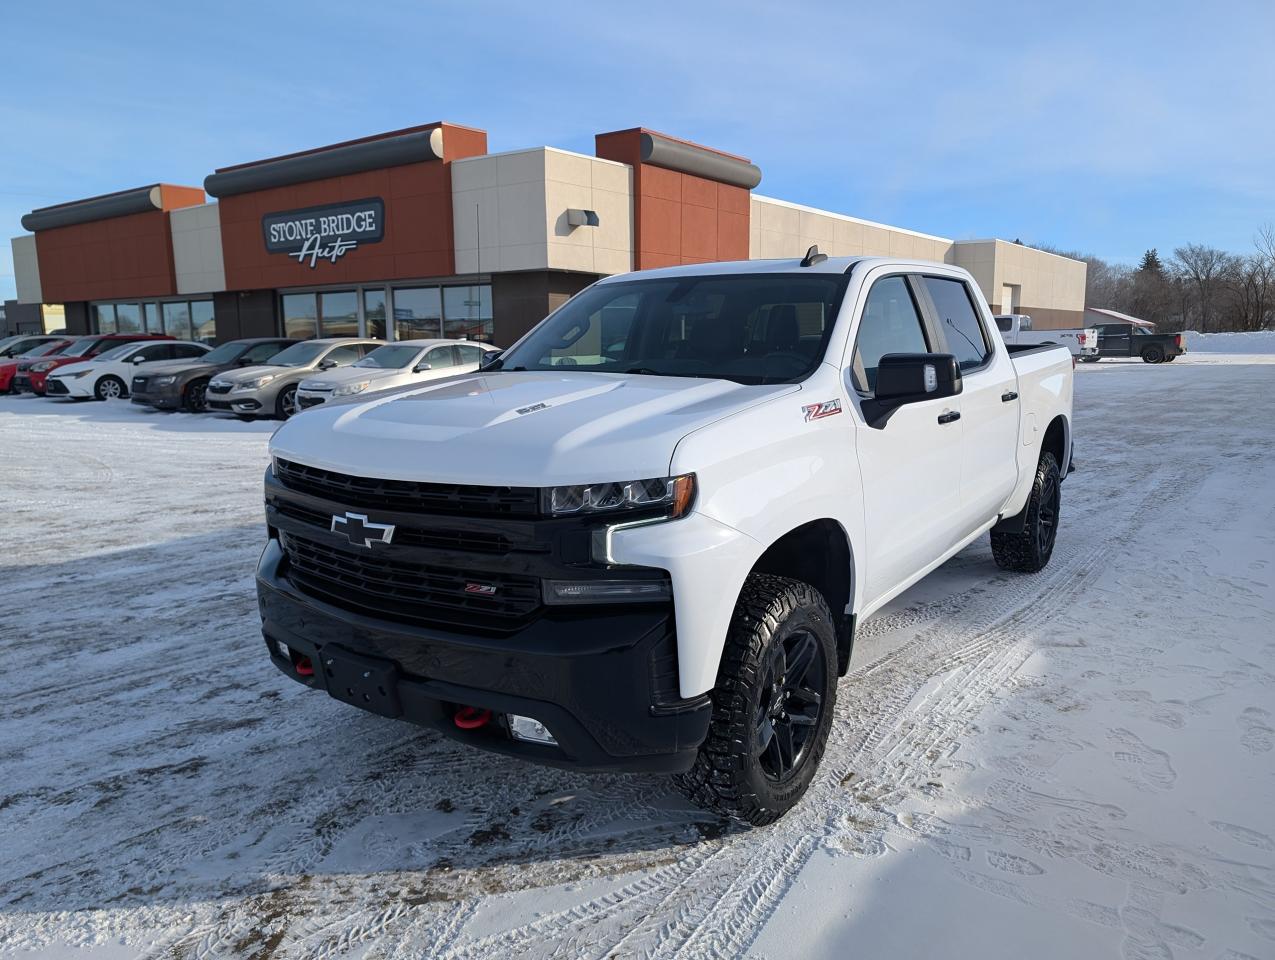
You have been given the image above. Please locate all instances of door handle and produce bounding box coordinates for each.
[1001,391,1018,402]
[937,411,961,424]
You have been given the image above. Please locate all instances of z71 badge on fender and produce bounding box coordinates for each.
[802,399,842,421]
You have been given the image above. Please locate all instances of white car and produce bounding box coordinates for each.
[295,339,497,409]
[45,340,211,400]
[257,254,1075,825]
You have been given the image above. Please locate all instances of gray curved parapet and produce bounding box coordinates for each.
[21,185,164,232]
[639,133,761,189]
[205,128,445,198]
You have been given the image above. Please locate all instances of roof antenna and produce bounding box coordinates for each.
[800,244,827,267]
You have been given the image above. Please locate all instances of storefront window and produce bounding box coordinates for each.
[114,303,142,333]
[144,303,162,333]
[94,303,117,334]
[163,302,192,340]
[282,293,318,340]
[320,291,359,337]
[392,287,442,340]
[191,301,216,343]
[363,289,387,339]
[443,285,493,341]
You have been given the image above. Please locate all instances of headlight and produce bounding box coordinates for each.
[542,474,696,518]
[69,370,93,379]
[31,361,57,372]
[332,381,370,397]
[235,374,276,391]
[154,376,177,386]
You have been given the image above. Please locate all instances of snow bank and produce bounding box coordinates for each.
[1181,329,1275,353]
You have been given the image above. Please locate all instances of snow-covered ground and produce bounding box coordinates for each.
[2,355,1273,960]
[1182,329,1275,354]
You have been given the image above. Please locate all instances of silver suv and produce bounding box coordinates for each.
[207,338,380,419]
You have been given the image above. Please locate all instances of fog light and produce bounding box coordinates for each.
[509,715,557,745]
[542,579,671,604]
[275,640,291,658]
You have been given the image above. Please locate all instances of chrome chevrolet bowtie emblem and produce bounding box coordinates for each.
[331,512,395,548]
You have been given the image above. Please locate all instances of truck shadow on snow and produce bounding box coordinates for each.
[0,526,733,916]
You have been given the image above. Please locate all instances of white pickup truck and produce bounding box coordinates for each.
[995,313,1098,358]
[257,254,1074,824]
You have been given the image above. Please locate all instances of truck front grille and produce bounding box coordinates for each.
[271,499,516,554]
[280,531,541,630]
[274,457,540,518]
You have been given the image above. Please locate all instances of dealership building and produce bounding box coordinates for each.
[8,121,1087,346]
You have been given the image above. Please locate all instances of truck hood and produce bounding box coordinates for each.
[271,370,800,486]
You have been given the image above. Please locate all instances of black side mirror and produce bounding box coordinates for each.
[861,353,961,429]
[413,362,432,373]
[317,358,338,370]
[478,350,503,370]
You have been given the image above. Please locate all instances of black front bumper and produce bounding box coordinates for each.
[44,378,69,396]
[131,385,181,408]
[256,539,711,773]
[11,374,32,393]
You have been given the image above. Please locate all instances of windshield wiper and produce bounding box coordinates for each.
[625,367,663,375]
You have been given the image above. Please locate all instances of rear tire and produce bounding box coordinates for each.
[991,451,1061,573]
[674,573,838,826]
[95,376,126,401]
[1142,346,1164,364]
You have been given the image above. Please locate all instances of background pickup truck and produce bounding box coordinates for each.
[257,253,1074,825]
[995,313,1098,357]
[1083,322,1186,363]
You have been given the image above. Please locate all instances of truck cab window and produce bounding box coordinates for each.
[924,276,990,370]
[851,276,929,392]
[995,316,1013,333]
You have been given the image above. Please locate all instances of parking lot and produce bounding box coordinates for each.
[2,355,1273,959]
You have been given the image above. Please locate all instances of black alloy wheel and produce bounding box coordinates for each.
[184,379,209,413]
[755,628,827,781]
[1036,461,1061,559]
[1142,346,1164,363]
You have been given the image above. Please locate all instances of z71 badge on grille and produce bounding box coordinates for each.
[331,512,395,548]
[802,399,842,421]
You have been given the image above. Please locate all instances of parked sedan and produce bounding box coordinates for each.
[0,335,65,359]
[206,338,380,419]
[130,337,298,412]
[16,334,173,395]
[295,339,497,409]
[0,339,76,394]
[45,340,210,400]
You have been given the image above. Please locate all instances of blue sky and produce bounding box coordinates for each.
[3,0,1272,300]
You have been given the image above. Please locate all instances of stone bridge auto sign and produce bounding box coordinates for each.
[262,198,385,268]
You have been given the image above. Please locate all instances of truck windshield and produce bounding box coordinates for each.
[496,273,850,385]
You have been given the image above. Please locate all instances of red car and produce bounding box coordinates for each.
[0,338,77,394]
[16,334,173,395]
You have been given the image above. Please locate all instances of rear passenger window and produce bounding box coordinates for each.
[173,344,207,358]
[427,346,457,368]
[851,276,929,393]
[925,277,990,369]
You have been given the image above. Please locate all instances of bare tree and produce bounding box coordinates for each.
[1172,244,1231,332]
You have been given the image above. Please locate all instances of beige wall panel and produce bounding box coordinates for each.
[11,234,42,304]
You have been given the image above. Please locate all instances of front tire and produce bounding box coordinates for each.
[674,574,837,826]
[183,378,209,413]
[275,385,298,419]
[95,376,126,401]
[991,451,1061,573]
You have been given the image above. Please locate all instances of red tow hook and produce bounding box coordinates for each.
[454,706,493,730]
[294,656,315,678]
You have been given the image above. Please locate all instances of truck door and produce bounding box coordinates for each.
[848,274,966,604]
[1100,323,1132,356]
[918,276,1020,535]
